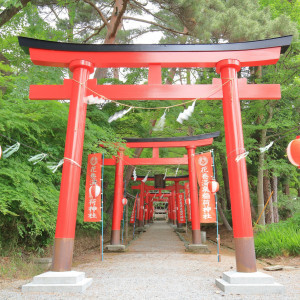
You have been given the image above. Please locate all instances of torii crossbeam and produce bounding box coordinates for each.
[18,35,292,275]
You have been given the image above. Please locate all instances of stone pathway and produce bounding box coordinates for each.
[0,221,299,299]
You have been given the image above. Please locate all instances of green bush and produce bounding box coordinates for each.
[254,214,300,258]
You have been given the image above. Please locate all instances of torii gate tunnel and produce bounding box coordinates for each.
[104,133,218,246]
[18,35,292,273]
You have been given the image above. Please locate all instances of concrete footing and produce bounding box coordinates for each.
[215,271,285,295]
[105,244,126,252]
[186,244,210,253]
[176,227,186,233]
[144,224,150,229]
[22,271,92,293]
[136,227,147,233]
[201,231,206,243]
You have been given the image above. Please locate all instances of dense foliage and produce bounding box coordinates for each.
[254,213,300,257]
[0,0,299,254]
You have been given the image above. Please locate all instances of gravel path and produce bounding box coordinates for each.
[0,221,299,299]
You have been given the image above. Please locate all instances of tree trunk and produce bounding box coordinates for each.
[217,198,232,231]
[215,160,232,231]
[219,152,231,210]
[257,132,266,225]
[271,173,279,223]
[263,170,274,224]
[94,0,129,79]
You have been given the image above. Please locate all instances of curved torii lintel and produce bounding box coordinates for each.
[18,35,292,68]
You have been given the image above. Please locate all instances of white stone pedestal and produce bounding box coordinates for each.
[215,271,284,295]
[105,244,126,252]
[22,271,92,293]
[186,244,210,253]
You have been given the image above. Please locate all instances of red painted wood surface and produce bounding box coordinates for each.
[28,47,281,68]
[30,78,280,101]
[55,60,94,239]
[217,59,253,238]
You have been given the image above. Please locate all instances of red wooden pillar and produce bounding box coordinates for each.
[186,146,202,244]
[172,191,176,225]
[111,147,125,245]
[144,193,149,224]
[175,181,183,228]
[138,181,145,227]
[216,59,256,272]
[52,60,94,271]
[168,196,172,222]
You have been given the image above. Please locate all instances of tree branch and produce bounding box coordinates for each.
[83,0,109,27]
[0,0,31,27]
[83,23,107,43]
[122,16,189,36]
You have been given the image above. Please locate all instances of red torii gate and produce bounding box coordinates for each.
[18,35,292,275]
[132,175,189,228]
[131,182,186,226]
[104,133,218,246]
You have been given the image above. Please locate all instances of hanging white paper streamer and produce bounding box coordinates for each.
[47,159,64,173]
[163,169,167,180]
[142,171,150,183]
[108,107,132,123]
[176,100,196,124]
[259,141,274,153]
[28,153,48,165]
[153,109,167,131]
[84,95,110,107]
[175,166,179,177]
[133,168,137,181]
[235,151,249,162]
[2,142,20,159]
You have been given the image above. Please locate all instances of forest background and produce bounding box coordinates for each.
[0,0,299,262]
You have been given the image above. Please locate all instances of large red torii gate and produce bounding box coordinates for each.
[18,35,292,276]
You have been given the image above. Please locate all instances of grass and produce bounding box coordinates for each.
[254,213,300,258]
[0,254,46,280]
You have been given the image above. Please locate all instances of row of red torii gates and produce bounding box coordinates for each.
[103,132,219,245]
[130,175,191,228]
[131,176,190,226]
[18,35,292,277]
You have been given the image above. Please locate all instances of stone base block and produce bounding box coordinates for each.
[176,227,186,233]
[22,271,92,293]
[186,244,210,253]
[201,231,206,243]
[136,227,147,232]
[104,244,126,252]
[215,271,285,295]
[144,224,150,229]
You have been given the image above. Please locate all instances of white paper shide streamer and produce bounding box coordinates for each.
[84,95,110,108]
[108,107,132,123]
[2,142,20,159]
[259,141,274,153]
[175,166,179,177]
[47,159,64,173]
[28,153,48,164]
[177,100,196,124]
[235,151,249,162]
[163,169,167,180]
[153,109,167,131]
[142,171,150,183]
[133,168,137,181]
